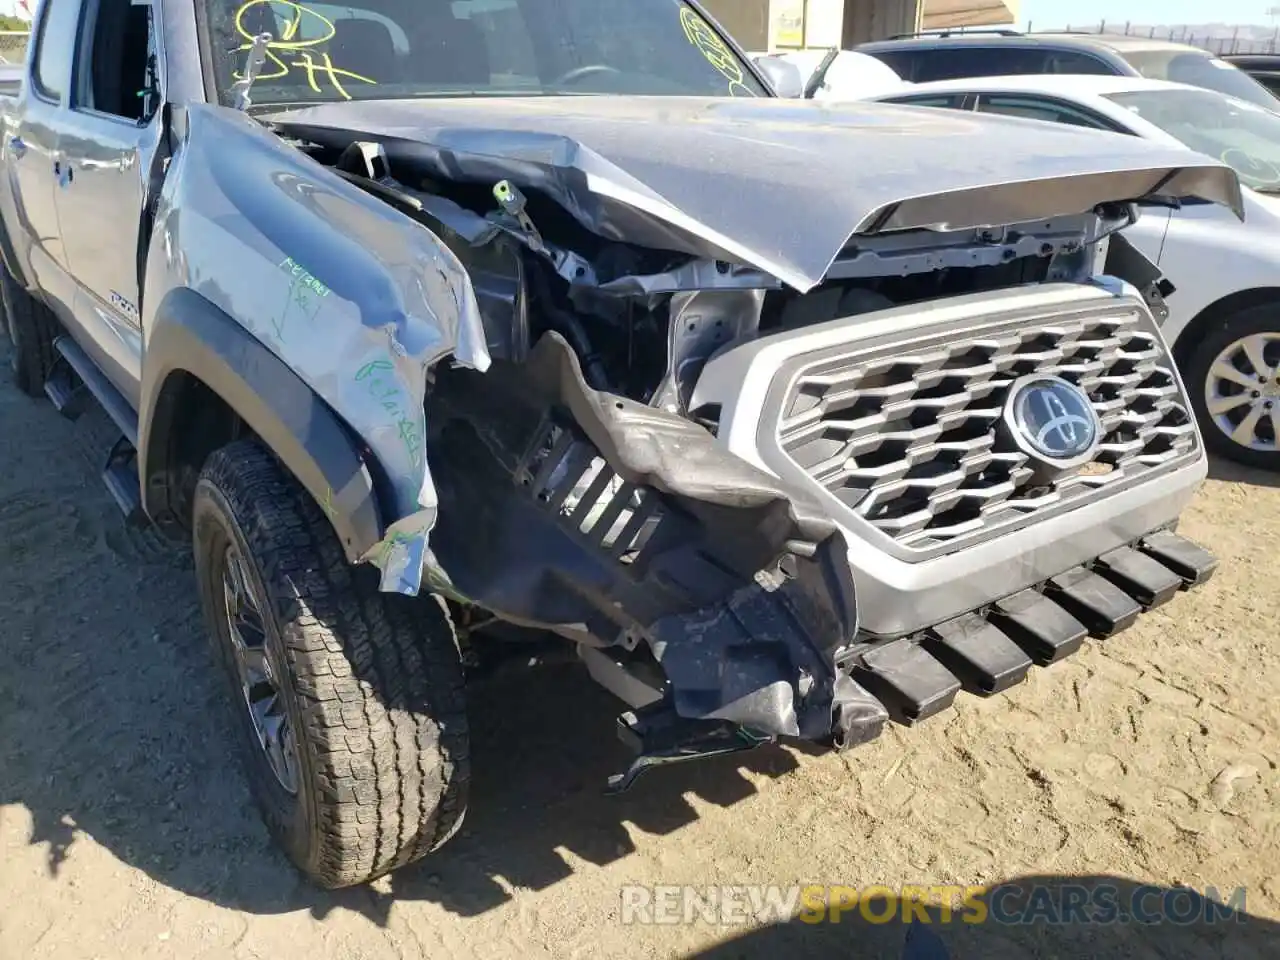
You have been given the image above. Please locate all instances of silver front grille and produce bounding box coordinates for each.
[775,299,1197,552]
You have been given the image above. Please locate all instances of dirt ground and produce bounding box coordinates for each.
[0,337,1277,960]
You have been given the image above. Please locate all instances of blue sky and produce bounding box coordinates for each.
[1021,0,1274,29]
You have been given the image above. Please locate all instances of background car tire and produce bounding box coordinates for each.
[0,264,58,397]
[192,440,470,888]
[1183,304,1280,472]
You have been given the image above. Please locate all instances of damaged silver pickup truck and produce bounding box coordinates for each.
[0,0,1238,887]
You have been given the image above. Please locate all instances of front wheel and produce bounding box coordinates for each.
[1184,304,1280,472]
[192,440,470,888]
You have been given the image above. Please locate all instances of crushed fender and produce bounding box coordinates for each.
[150,106,494,595]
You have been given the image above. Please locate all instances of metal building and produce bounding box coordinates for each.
[701,0,1021,52]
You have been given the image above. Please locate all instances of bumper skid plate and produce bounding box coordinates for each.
[855,638,962,724]
[1045,568,1143,638]
[1140,530,1219,586]
[925,613,1034,697]
[990,590,1088,665]
[837,529,1214,732]
[1094,545,1184,610]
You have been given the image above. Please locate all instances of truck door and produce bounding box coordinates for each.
[7,0,81,324]
[49,0,161,406]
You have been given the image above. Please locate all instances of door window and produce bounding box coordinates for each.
[1042,51,1115,75]
[886,94,966,109]
[976,93,1115,130]
[906,46,1049,83]
[31,0,80,101]
[74,0,159,122]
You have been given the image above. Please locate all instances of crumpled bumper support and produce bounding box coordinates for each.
[425,332,889,750]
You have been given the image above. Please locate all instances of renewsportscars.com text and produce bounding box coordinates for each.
[619,883,1249,927]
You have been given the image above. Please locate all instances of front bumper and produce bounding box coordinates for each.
[836,452,1206,639]
[681,279,1219,742]
[427,298,1216,785]
[426,333,872,749]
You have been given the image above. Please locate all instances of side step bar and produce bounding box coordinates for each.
[44,361,88,419]
[48,336,138,444]
[102,436,145,524]
[46,336,145,524]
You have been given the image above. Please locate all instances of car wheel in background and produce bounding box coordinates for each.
[1184,303,1280,471]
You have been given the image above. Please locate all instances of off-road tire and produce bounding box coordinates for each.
[192,439,470,888]
[0,264,58,397]
[1183,304,1280,472]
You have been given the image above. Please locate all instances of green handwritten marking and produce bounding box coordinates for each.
[271,281,289,340]
[680,6,755,98]
[319,485,337,520]
[270,258,328,340]
[376,530,415,568]
[354,358,423,467]
[279,256,332,298]
[355,359,393,379]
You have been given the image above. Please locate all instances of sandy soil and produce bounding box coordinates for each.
[0,337,1277,960]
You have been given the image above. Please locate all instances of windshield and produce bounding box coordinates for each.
[1119,48,1280,111]
[1105,87,1280,192]
[202,0,768,107]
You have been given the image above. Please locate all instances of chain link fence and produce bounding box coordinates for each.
[0,31,28,65]
[1045,21,1280,56]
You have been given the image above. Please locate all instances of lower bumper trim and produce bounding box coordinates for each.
[605,532,1217,791]
[834,531,1213,742]
[925,612,1034,695]
[990,589,1088,665]
[854,639,961,725]
[1045,567,1142,638]
[1094,545,1184,609]
[1140,530,1219,587]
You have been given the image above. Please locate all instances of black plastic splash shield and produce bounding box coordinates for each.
[424,332,886,743]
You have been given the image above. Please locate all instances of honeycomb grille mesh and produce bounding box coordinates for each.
[776,305,1197,551]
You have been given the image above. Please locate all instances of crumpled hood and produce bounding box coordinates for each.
[268,95,1243,292]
